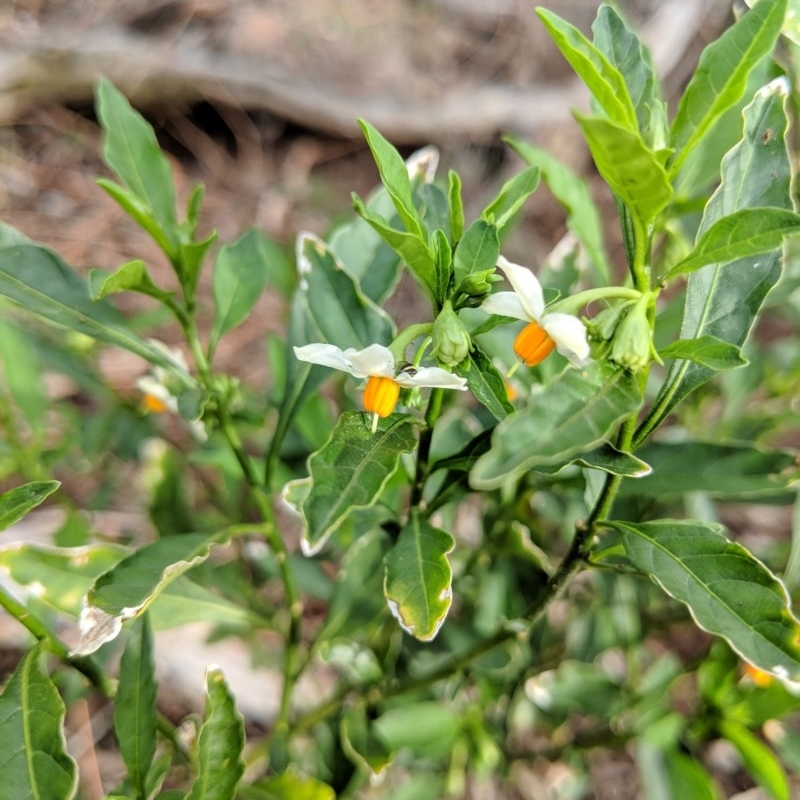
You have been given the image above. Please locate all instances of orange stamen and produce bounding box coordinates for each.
[514,321,556,367]
[363,375,401,418]
[743,662,773,688]
[143,393,169,413]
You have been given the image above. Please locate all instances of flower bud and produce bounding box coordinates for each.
[431,300,471,367]
[610,294,655,372]
[456,268,497,301]
[585,306,624,342]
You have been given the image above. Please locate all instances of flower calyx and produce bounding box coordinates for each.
[431,300,472,368]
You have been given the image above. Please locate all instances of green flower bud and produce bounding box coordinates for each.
[456,268,497,300]
[431,299,471,367]
[585,305,625,342]
[610,293,656,372]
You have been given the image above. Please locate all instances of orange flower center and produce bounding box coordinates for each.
[514,321,556,367]
[363,375,401,418]
[143,393,169,413]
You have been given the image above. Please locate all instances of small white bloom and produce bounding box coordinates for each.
[481,256,590,367]
[294,342,466,427]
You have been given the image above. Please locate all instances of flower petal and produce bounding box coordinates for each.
[293,343,356,374]
[395,366,468,390]
[481,291,531,322]
[496,256,544,320]
[542,313,591,365]
[345,344,396,378]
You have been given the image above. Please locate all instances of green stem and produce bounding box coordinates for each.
[410,388,444,507]
[548,286,642,315]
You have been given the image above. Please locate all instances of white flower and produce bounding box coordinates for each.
[293,342,467,427]
[481,257,590,367]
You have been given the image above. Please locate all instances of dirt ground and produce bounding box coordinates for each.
[0,1,780,798]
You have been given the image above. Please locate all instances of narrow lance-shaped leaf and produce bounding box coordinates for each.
[574,113,673,230]
[448,170,465,244]
[0,481,59,532]
[358,119,425,239]
[185,667,246,800]
[0,644,78,800]
[74,531,231,655]
[95,79,178,249]
[352,195,439,305]
[0,223,199,382]
[610,519,800,681]
[507,138,611,282]
[300,412,418,555]
[664,207,800,279]
[471,361,643,489]
[210,227,275,355]
[719,720,790,800]
[536,7,638,130]
[114,613,158,800]
[669,0,788,176]
[384,513,455,641]
[481,166,540,233]
[341,706,394,778]
[659,336,748,371]
[636,78,792,444]
[592,5,661,143]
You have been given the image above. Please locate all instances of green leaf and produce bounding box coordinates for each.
[481,167,540,233]
[297,231,395,350]
[358,119,424,240]
[669,0,788,176]
[659,336,748,371]
[610,519,800,681]
[637,78,792,444]
[178,230,218,296]
[0,224,199,380]
[74,531,232,655]
[470,362,642,489]
[453,220,499,288]
[352,195,438,304]
[0,319,49,436]
[574,113,673,229]
[665,207,800,278]
[186,667,245,800]
[0,644,78,800]
[383,513,454,641]
[210,228,275,352]
[89,260,174,303]
[341,706,394,777]
[0,481,59,532]
[317,529,391,642]
[300,412,417,555]
[571,443,651,477]
[432,228,452,307]
[638,745,721,800]
[455,345,513,421]
[592,5,660,143]
[114,614,158,800]
[617,441,796,500]
[95,80,178,249]
[250,772,335,800]
[536,7,638,130]
[719,720,789,800]
[372,702,461,754]
[448,170,464,244]
[506,138,611,282]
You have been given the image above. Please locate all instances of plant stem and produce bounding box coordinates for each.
[410,388,443,507]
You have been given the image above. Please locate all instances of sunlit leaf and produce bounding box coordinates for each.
[470,362,642,489]
[384,513,454,641]
[611,519,800,681]
[186,667,245,800]
[536,7,638,130]
[637,78,792,444]
[574,114,673,229]
[669,0,788,175]
[0,644,78,800]
[455,345,513,421]
[250,772,335,800]
[453,220,499,288]
[659,336,748,371]
[719,720,789,800]
[300,412,417,555]
[665,207,800,278]
[481,167,540,233]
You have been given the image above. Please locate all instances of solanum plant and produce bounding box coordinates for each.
[1,0,800,798]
